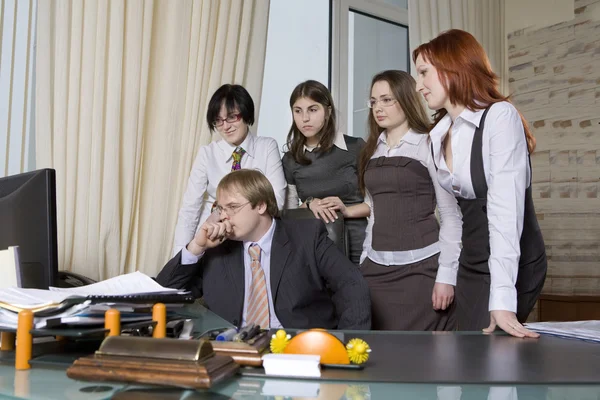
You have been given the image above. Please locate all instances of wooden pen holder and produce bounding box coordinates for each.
[67,336,238,389]
[210,330,271,366]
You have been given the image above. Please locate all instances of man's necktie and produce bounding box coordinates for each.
[231,147,246,171]
[246,244,269,329]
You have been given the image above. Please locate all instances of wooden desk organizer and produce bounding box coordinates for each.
[210,331,270,366]
[1,304,168,370]
[67,336,239,389]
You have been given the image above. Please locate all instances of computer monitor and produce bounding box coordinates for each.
[0,168,58,289]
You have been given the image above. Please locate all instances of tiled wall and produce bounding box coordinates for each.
[508,0,600,301]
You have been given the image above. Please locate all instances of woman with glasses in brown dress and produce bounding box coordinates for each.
[325,70,462,330]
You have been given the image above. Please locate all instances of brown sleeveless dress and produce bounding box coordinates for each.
[361,156,456,331]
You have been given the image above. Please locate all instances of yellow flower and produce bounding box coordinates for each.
[345,384,370,400]
[270,329,291,353]
[346,338,371,364]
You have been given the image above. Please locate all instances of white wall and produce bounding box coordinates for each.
[256,0,330,154]
[505,0,574,33]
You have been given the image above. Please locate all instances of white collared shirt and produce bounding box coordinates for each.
[361,129,462,285]
[303,130,348,153]
[181,219,282,329]
[429,101,530,313]
[287,131,348,208]
[172,133,286,255]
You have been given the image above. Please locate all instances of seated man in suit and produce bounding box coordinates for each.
[157,169,371,330]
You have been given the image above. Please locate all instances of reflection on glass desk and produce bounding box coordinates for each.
[2,368,600,400]
[0,304,599,399]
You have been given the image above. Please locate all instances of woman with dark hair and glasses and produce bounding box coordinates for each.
[172,84,286,255]
[327,70,462,331]
[281,80,367,264]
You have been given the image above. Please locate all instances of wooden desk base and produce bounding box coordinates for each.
[537,295,600,321]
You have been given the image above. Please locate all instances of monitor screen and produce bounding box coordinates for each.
[0,168,58,289]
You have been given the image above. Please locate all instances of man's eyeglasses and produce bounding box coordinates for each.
[212,113,242,127]
[366,97,397,108]
[215,201,250,216]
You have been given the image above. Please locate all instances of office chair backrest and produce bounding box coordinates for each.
[279,208,349,257]
[0,246,21,288]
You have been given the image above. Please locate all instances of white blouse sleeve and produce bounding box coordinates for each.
[172,146,209,255]
[263,138,287,210]
[486,103,528,313]
[427,147,462,285]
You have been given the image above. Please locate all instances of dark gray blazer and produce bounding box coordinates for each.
[156,219,371,330]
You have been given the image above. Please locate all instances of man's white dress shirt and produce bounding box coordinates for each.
[181,219,283,328]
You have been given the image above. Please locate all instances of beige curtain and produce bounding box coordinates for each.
[408,0,507,94]
[35,0,270,280]
[0,0,37,177]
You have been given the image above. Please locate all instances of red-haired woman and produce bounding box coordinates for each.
[413,29,547,338]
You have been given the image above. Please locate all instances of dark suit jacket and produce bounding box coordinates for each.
[157,219,371,330]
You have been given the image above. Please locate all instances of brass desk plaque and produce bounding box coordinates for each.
[67,336,238,389]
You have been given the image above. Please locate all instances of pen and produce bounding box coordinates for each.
[246,330,268,346]
[233,323,257,342]
[243,324,262,342]
[215,327,238,341]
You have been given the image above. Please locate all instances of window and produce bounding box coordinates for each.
[331,0,409,138]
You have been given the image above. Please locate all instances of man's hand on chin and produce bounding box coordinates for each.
[187,220,233,256]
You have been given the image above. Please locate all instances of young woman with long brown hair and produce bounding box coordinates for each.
[413,29,547,338]
[282,80,367,265]
[323,70,462,330]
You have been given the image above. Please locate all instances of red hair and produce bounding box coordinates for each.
[413,29,536,153]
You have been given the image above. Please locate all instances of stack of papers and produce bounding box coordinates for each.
[0,272,189,329]
[49,271,180,296]
[525,320,600,343]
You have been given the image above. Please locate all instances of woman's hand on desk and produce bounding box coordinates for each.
[483,310,540,338]
[432,282,454,310]
[187,220,233,256]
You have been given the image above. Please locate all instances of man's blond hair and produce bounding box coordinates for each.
[217,169,279,217]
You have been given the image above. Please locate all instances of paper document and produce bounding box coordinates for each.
[0,271,186,330]
[0,287,80,309]
[0,246,20,289]
[0,301,92,329]
[525,320,600,343]
[49,271,179,296]
[0,271,178,310]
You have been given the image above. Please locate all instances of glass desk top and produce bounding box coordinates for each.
[0,304,599,399]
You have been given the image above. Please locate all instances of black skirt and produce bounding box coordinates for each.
[361,254,456,331]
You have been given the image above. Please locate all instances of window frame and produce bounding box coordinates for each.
[329,0,409,135]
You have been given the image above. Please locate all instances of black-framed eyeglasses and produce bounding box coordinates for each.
[212,113,242,127]
[366,97,398,108]
[215,201,250,216]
